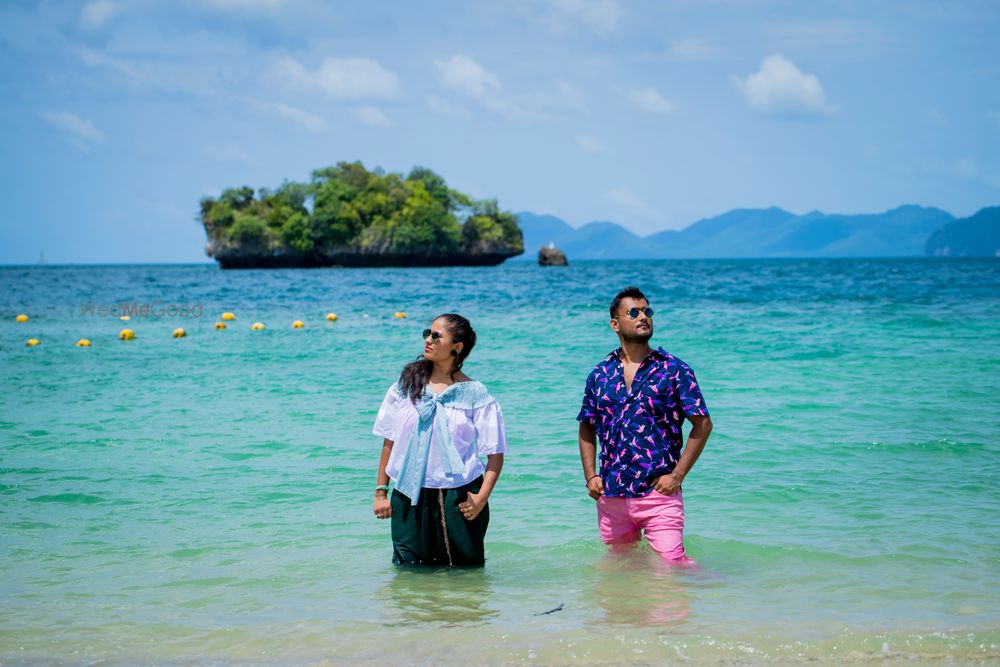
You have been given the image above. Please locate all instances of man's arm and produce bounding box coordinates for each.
[579,421,603,500]
[653,415,712,495]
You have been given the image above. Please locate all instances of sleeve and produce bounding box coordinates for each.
[675,362,709,418]
[372,384,400,440]
[576,370,598,424]
[473,399,508,455]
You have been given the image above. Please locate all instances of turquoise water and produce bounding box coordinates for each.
[1,259,999,665]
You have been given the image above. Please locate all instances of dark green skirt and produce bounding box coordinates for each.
[390,476,489,567]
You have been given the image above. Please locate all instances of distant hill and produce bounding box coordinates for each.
[516,205,964,260]
[926,207,1000,257]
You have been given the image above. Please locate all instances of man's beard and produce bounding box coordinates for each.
[622,329,652,343]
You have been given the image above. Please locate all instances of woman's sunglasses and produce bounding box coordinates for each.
[422,328,444,342]
[624,307,654,319]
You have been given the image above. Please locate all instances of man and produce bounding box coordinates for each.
[577,286,713,564]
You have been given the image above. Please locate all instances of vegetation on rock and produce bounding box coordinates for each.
[201,162,523,268]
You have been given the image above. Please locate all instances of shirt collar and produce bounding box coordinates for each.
[605,345,669,364]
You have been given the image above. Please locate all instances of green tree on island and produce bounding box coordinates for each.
[200,162,523,268]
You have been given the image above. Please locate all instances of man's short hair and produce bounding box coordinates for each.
[610,286,647,318]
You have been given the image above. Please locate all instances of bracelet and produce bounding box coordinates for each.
[586,474,600,483]
[375,484,391,493]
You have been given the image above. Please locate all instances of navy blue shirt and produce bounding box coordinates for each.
[577,346,710,497]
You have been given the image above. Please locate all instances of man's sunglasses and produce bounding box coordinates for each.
[623,307,654,319]
[422,328,444,342]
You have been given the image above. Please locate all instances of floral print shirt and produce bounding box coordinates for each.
[577,347,710,497]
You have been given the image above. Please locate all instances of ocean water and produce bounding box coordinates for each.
[1,259,998,666]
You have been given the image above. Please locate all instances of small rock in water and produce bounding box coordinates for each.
[538,244,568,266]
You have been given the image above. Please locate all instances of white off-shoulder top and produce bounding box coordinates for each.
[372,380,508,489]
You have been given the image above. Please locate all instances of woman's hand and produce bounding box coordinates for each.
[458,490,486,521]
[373,493,391,519]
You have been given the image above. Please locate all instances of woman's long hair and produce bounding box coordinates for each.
[398,313,477,401]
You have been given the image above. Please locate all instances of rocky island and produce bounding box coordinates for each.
[925,206,1000,257]
[201,162,524,268]
[538,243,568,266]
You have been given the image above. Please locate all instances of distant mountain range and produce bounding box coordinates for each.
[516,205,1000,260]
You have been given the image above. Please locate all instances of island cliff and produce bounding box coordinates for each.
[925,206,1000,257]
[201,162,524,268]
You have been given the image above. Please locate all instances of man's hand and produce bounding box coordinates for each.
[586,475,604,500]
[653,472,683,496]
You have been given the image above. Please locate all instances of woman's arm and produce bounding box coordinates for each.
[477,453,504,500]
[373,438,394,519]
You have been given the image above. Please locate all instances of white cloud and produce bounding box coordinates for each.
[667,37,719,61]
[736,53,834,119]
[79,48,148,83]
[275,103,327,132]
[426,95,470,118]
[80,0,118,31]
[607,186,655,218]
[432,57,583,122]
[41,111,106,150]
[275,56,401,100]
[628,87,675,114]
[927,108,945,124]
[550,0,623,34]
[435,55,500,100]
[356,106,392,127]
[576,134,603,153]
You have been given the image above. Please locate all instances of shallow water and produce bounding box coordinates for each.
[1,259,999,664]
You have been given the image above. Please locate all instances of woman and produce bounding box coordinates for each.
[372,313,507,567]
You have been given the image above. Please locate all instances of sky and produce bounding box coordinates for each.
[1,0,999,263]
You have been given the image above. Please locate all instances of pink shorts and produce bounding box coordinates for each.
[597,489,693,564]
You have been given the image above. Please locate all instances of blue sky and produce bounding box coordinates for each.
[1,0,999,263]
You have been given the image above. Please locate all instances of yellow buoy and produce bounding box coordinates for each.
[326,313,338,321]
[15,314,29,322]
[119,328,135,340]
[292,320,304,329]
[221,312,236,321]
[214,321,227,330]
[120,315,130,321]
[76,339,92,347]
[25,338,40,346]
[251,322,265,331]
[394,311,407,319]
[172,328,186,338]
